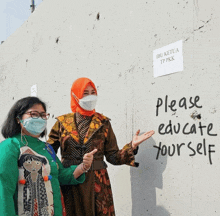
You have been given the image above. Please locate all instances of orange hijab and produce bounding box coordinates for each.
[70,77,97,116]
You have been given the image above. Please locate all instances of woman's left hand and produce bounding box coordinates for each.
[82,149,97,171]
[132,130,155,149]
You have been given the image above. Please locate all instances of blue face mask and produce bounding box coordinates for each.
[20,117,47,135]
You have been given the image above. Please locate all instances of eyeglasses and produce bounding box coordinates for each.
[25,111,50,120]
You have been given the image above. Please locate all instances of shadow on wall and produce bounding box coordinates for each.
[130,137,170,216]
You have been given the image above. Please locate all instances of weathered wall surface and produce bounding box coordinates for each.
[0,0,219,215]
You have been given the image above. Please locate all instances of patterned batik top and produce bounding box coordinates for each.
[75,112,92,145]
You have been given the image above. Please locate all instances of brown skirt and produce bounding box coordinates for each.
[61,169,116,216]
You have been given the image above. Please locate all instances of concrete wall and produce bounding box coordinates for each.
[0,0,219,215]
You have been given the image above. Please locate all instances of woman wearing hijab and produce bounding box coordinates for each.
[47,77,154,216]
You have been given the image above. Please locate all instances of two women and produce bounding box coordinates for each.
[47,77,155,215]
[0,97,96,215]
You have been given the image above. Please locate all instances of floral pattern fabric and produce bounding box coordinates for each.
[47,112,138,216]
[94,169,115,216]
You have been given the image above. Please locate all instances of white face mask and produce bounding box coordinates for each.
[78,95,97,111]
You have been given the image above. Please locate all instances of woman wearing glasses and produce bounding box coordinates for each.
[0,96,97,216]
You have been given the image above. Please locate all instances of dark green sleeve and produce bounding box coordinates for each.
[56,156,85,185]
[0,138,20,216]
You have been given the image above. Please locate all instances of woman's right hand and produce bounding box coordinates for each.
[82,149,97,171]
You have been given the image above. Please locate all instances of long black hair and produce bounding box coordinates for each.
[1,97,47,138]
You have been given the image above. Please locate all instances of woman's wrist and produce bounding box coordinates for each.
[81,163,90,173]
[131,142,137,150]
[73,164,84,179]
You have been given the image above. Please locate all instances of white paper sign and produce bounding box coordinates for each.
[31,84,37,96]
[153,40,183,78]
